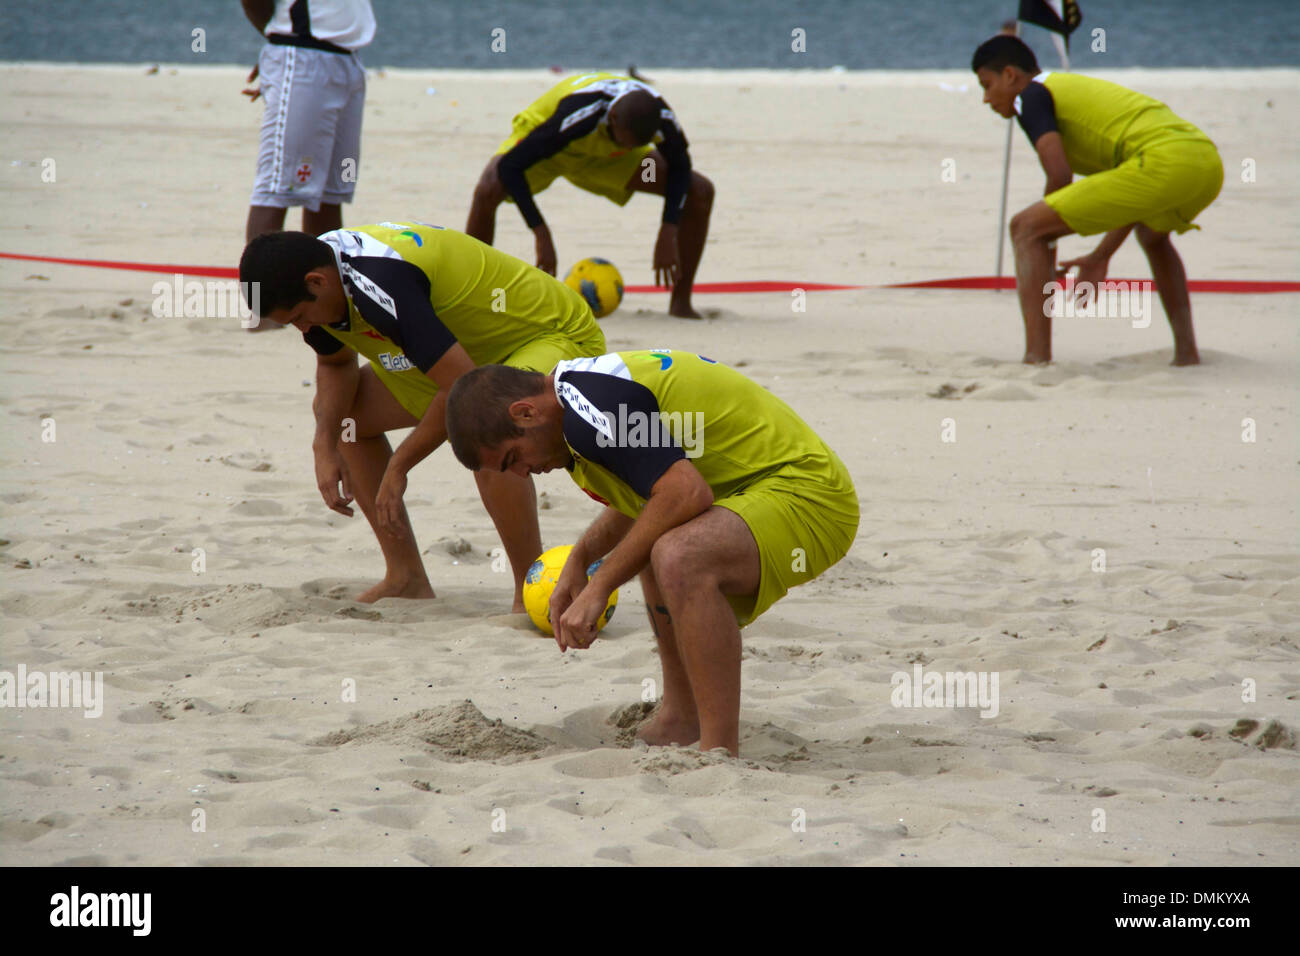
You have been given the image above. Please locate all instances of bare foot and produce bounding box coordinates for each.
[1022,352,1051,365]
[356,577,435,603]
[1171,351,1200,366]
[668,298,702,319]
[636,710,701,747]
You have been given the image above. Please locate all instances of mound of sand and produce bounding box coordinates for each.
[314,700,550,761]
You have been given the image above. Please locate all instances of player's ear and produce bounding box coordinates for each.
[303,269,328,299]
[507,398,536,426]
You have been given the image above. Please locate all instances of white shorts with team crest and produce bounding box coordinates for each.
[250,43,366,211]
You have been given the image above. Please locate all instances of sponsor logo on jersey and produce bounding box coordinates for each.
[378,352,414,372]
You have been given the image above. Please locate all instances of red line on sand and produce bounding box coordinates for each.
[2,252,1297,294]
[625,280,863,293]
[0,251,239,279]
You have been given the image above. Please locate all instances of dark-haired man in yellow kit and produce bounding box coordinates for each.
[973,34,1223,365]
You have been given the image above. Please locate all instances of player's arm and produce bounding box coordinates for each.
[1023,103,1129,284]
[653,106,693,287]
[585,460,711,596]
[1059,222,1133,291]
[548,506,636,643]
[240,0,274,33]
[1015,82,1071,195]
[372,343,476,533]
[386,343,475,480]
[239,0,274,99]
[342,255,477,530]
[1033,132,1073,196]
[497,93,605,273]
[570,507,637,570]
[657,106,692,227]
[309,339,362,516]
[555,461,713,651]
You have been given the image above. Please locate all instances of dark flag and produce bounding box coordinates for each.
[1018,0,1082,48]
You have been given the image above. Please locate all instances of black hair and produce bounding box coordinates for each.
[971,35,1040,75]
[613,89,661,145]
[238,231,336,318]
[445,365,548,470]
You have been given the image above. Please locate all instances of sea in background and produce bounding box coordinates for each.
[3,0,1298,70]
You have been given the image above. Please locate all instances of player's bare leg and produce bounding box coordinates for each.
[627,152,715,318]
[302,202,343,237]
[245,204,288,243]
[465,156,506,246]
[473,469,541,613]
[644,506,761,757]
[336,368,435,602]
[1009,201,1073,364]
[636,565,701,748]
[1135,224,1200,366]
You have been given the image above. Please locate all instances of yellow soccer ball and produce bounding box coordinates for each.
[522,544,619,637]
[564,257,624,318]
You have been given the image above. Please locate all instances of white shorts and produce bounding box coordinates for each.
[250,43,366,211]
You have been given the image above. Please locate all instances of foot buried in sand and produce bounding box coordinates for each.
[356,577,436,603]
[636,710,701,748]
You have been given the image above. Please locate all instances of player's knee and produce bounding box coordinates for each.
[650,534,708,595]
[1008,210,1031,244]
[689,173,715,209]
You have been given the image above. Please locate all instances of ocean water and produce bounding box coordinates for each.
[3,0,1297,70]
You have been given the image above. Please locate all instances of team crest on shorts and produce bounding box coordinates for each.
[294,158,314,185]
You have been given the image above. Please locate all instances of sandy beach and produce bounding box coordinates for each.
[0,64,1296,866]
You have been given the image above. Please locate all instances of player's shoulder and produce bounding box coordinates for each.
[555,353,634,391]
[1014,74,1056,115]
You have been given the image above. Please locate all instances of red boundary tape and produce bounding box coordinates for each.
[1,251,1297,294]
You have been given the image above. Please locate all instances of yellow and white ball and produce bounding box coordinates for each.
[522,544,619,637]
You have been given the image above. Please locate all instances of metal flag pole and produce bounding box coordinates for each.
[993,20,1021,285]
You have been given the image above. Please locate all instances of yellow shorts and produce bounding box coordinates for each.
[1046,138,1223,236]
[370,327,608,420]
[713,452,860,627]
[495,120,652,206]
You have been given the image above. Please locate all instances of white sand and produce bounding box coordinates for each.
[0,65,1297,866]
